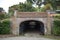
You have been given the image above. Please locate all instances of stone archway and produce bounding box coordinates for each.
[11,12,53,35]
[19,20,44,35]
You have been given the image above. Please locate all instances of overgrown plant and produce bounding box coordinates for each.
[0,20,10,34]
[53,20,60,36]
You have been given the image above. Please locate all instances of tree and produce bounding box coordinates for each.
[26,0,44,11]
[0,8,7,20]
[18,2,36,12]
[45,0,57,10]
[8,2,36,16]
[26,0,57,11]
[9,2,36,12]
[9,0,59,14]
[26,0,42,5]
[0,13,5,20]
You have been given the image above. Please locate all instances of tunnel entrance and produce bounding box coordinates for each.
[19,20,44,35]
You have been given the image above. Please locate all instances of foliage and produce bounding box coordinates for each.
[26,0,43,11]
[0,13,6,20]
[9,2,37,12]
[8,0,59,15]
[53,14,60,36]
[26,0,57,10]
[39,3,53,12]
[54,14,60,19]
[53,20,60,36]
[18,2,36,12]
[0,13,9,20]
[57,6,60,10]
[44,4,53,10]
[0,20,10,34]
[8,2,36,16]
[8,5,17,17]
[45,0,57,10]
[39,7,46,12]
[27,0,42,5]
[54,16,60,19]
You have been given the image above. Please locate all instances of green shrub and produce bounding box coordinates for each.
[0,14,5,20]
[53,20,60,36]
[54,16,60,19]
[0,20,10,34]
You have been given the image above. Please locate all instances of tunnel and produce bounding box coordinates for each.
[19,20,44,35]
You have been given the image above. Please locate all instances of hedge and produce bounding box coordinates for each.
[53,20,60,36]
[0,19,10,34]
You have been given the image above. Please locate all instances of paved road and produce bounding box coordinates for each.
[0,36,55,40]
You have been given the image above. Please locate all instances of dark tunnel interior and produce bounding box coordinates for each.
[19,20,44,35]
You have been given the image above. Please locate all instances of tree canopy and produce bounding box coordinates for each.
[26,0,58,10]
[18,2,36,12]
[8,2,37,16]
[8,0,60,15]
[9,2,36,12]
[9,0,52,13]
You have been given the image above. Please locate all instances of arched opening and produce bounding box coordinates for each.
[19,20,44,35]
